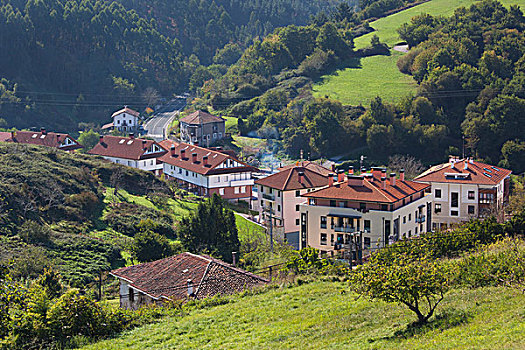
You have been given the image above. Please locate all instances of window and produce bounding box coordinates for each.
[129,288,135,303]
[186,170,189,176]
[381,204,388,211]
[277,205,281,212]
[468,191,475,200]
[295,190,300,197]
[309,198,316,205]
[468,205,475,215]
[320,216,327,229]
[360,202,366,211]
[330,200,336,207]
[408,230,411,237]
[451,192,459,208]
[435,203,442,213]
[330,234,334,246]
[277,191,281,198]
[269,188,273,194]
[296,218,300,225]
[234,187,239,194]
[219,188,224,195]
[295,204,300,211]
[415,227,418,234]
[364,220,371,232]
[320,233,327,245]
[451,210,459,216]
[364,237,371,249]
[223,176,228,182]
[213,133,217,138]
[403,216,406,224]
[219,132,222,138]
[241,186,246,193]
[435,189,442,198]
[408,213,411,221]
[339,201,347,208]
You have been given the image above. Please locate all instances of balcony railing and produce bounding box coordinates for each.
[262,193,275,201]
[334,226,356,233]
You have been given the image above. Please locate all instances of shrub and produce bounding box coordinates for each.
[132,230,174,263]
[18,220,51,244]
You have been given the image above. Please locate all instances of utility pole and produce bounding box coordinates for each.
[462,135,465,159]
[360,155,367,174]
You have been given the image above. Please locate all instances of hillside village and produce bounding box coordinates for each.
[0,0,525,348]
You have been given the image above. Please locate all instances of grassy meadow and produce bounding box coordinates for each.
[314,0,525,105]
[83,281,525,350]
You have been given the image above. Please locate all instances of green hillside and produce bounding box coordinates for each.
[83,281,525,350]
[313,0,525,105]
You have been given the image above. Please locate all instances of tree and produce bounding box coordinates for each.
[132,227,174,263]
[350,251,451,324]
[77,129,100,152]
[388,154,424,180]
[178,194,239,263]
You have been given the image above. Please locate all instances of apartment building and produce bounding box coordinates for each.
[254,165,331,246]
[88,134,166,173]
[414,157,511,230]
[299,168,431,255]
[158,140,256,201]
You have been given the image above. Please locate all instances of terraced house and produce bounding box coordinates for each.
[158,140,256,202]
[300,168,432,256]
[414,157,511,230]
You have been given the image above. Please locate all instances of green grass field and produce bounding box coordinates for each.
[83,282,525,349]
[314,0,525,105]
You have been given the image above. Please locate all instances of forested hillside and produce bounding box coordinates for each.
[0,0,342,130]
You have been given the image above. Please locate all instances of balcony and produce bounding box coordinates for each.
[262,193,275,201]
[230,179,254,187]
[334,226,356,233]
[415,215,426,223]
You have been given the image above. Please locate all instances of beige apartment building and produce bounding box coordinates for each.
[415,157,511,230]
[300,168,432,256]
[255,164,331,247]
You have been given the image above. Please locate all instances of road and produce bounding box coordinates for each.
[144,98,186,141]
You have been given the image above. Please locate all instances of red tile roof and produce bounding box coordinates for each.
[255,166,330,191]
[87,135,166,160]
[179,110,224,124]
[110,252,268,300]
[158,140,257,175]
[303,173,429,203]
[0,130,82,151]
[415,159,511,185]
[112,107,140,118]
[278,161,333,176]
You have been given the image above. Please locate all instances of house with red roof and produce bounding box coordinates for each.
[0,129,82,151]
[158,139,257,201]
[254,164,332,247]
[87,134,166,173]
[300,167,431,256]
[110,252,268,310]
[179,110,225,147]
[414,157,511,230]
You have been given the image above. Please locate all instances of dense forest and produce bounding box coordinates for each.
[0,0,343,130]
[195,0,524,172]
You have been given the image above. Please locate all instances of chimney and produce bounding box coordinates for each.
[381,168,387,180]
[400,169,405,181]
[347,175,364,187]
[99,135,104,143]
[337,170,345,183]
[187,279,194,296]
[348,166,354,175]
[390,173,396,186]
[180,149,186,158]
[328,173,334,187]
[192,152,197,163]
[40,127,46,134]
[170,145,176,157]
[331,164,336,172]
[464,160,468,170]
[203,155,208,166]
[129,133,134,139]
[372,167,383,178]
[232,252,237,267]
[381,177,387,190]
[451,160,455,169]
[298,171,304,184]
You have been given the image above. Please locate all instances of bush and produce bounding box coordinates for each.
[18,220,51,244]
[132,229,174,263]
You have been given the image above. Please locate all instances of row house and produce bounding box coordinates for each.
[179,110,226,147]
[88,134,166,174]
[158,140,256,202]
[300,168,432,256]
[414,157,511,230]
[254,165,331,247]
[0,128,82,152]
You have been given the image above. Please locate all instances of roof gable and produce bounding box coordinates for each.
[87,135,166,160]
[0,130,82,150]
[112,107,140,118]
[415,159,511,185]
[255,166,330,191]
[179,110,224,125]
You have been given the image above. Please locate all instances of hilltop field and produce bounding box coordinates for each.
[313,0,525,105]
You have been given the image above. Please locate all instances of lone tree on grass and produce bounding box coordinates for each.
[178,194,239,263]
[350,250,451,324]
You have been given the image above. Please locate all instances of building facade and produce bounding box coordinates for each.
[300,168,432,257]
[254,165,331,246]
[158,140,256,201]
[179,110,225,146]
[414,157,511,230]
[110,107,140,132]
[87,134,166,174]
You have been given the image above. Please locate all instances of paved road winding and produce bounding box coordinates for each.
[144,98,186,141]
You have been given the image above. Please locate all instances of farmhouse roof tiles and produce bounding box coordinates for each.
[0,130,83,151]
[415,159,511,185]
[179,110,224,124]
[87,135,166,160]
[112,107,140,118]
[255,166,330,191]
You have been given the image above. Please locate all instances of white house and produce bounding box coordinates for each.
[87,134,166,174]
[105,107,140,132]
